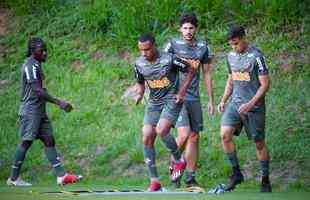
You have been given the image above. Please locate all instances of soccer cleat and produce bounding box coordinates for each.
[260,176,272,192]
[57,173,82,185]
[7,177,32,187]
[225,171,244,191]
[171,160,186,182]
[148,181,162,192]
[185,176,199,187]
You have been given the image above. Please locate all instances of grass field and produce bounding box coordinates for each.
[0,0,309,197]
[1,183,309,200]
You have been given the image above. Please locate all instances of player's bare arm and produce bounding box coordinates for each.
[134,82,145,105]
[218,74,233,113]
[175,59,198,104]
[238,75,269,114]
[202,63,214,116]
[30,82,73,112]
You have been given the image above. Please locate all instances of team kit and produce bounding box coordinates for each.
[7,13,272,193]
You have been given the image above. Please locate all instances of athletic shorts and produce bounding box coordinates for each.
[19,114,53,141]
[176,100,203,133]
[143,100,182,126]
[221,102,266,141]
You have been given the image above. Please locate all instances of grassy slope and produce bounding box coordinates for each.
[0,0,309,192]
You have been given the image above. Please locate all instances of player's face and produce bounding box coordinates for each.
[138,41,156,61]
[228,37,247,53]
[180,23,197,42]
[33,43,48,62]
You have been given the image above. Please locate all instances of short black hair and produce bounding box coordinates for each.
[138,32,155,44]
[179,12,198,27]
[27,37,44,57]
[227,25,246,40]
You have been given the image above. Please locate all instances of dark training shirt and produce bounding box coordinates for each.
[163,37,212,101]
[134,52,189,105]
[19,57,46,116]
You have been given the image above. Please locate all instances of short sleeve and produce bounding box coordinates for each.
[134,65,144,84]
[255,56,268,75]
[226,58,232,74]
[201,45,212,64]
[24,63,41,83]
[163,40,173,53]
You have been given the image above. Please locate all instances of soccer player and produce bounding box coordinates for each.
[7,37,82,186]
[217,26,271,192]
[134,33,199,191]
[163,12,214,187]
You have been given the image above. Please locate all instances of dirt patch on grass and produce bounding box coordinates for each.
[0,9,9,34]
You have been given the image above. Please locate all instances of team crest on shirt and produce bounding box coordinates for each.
[147,77,170,88]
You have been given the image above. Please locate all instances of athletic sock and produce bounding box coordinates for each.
[44,147,65,177]
[161,134,181,161]
[10,145,27,181]
[227,151,240,170]
[186,170,196,180]
[260,160,270,177]
[143,146,158,178]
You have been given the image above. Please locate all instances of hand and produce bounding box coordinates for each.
[217,101,225,113]
[59,101,73,112]
[182,58,200,70]
[207,101,214,117]
[134,94,143,105]
[175,93,184,104]
[238,101,254,114]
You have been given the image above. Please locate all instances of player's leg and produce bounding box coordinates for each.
[142,104,162,191]
[142,124,161,191]
[248,111,271,192]
[7,115,39,186]
[255,139,271,192]
[183,101,203,186]
[220,103,244,191]
[157,101,185,182]
[38,116,82,185]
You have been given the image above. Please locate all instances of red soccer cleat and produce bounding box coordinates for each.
[171,160,186,182]
[57,173,82,185]
[148,181,162,192]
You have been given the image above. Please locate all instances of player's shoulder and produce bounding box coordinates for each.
[195,38,208,48]
[23,57,40,69]
[249,45,264,58]
[134,56,148,69]
[169,37,187,46]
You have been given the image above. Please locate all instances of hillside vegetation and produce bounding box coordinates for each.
[0,0,309,190]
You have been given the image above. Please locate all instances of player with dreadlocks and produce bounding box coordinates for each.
[7,37,82,186]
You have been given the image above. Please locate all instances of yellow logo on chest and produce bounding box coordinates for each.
[147,77,170,88]
[232,71,250,81]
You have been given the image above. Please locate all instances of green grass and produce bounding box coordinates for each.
[0,0,309,193]
[0,183,310,200]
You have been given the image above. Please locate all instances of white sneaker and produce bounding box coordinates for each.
[7,177,32,187]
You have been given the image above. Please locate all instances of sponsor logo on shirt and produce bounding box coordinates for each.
[147,77,170,88]
[232,71,250,81]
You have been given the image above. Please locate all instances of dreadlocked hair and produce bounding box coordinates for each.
[27,37,44,57]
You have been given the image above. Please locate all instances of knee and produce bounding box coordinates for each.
[21,140,33,150]
[156,125,168,137]
[221,132,233,144]
[142,127,155,147]
[255,140,265,151]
